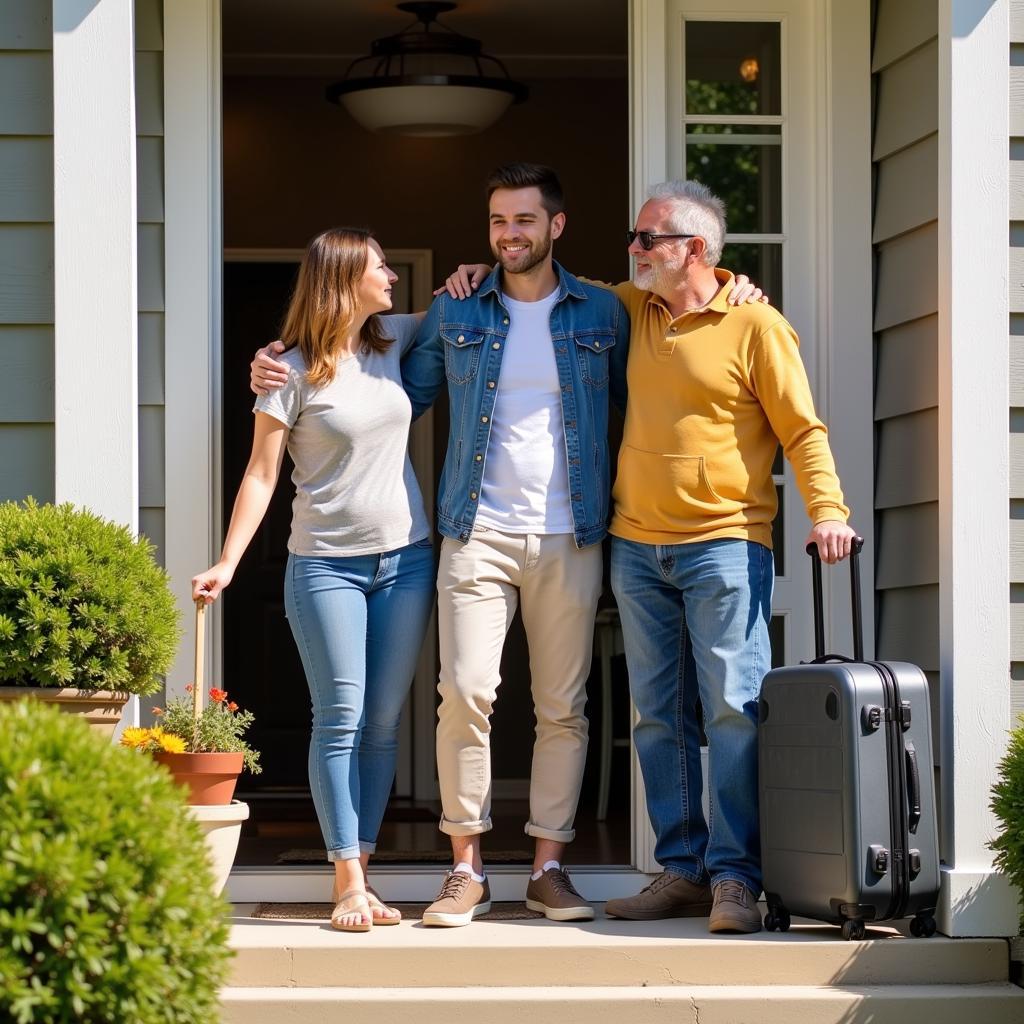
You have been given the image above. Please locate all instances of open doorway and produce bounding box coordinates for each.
[218,0,632,872]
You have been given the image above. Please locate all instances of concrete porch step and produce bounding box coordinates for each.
[221,982,1024,1024]
[228,907,1012,989]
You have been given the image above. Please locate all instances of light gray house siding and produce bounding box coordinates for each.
[871,0,940,736]
[0,0,165,565]
[0,1,54,504]
[136,0,165,564]
[1010,0,1024,722]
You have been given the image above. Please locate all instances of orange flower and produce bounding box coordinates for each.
[151,706,163,716]
[228,702,239,712]
[209,688,228,703]
[185,684,193,693]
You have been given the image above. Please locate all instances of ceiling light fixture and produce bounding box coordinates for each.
[326,2,529,138]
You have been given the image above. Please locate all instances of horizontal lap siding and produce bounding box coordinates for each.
[1011,1,1024,722]
[0,2,53,502]
[136,0,165,564]
[871,0,940,750]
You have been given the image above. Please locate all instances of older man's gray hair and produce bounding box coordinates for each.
[647,180,727,267]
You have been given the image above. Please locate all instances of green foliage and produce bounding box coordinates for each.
[156,688,262,775]
[991,714,1024,932]
[0,499,181,695]
[0,701,231,1023]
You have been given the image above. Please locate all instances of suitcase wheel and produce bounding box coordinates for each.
[909,914,936,938]
[764,908,791,932]
[841,920,866,941]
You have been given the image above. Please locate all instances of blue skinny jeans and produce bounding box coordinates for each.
[284,540,435,861]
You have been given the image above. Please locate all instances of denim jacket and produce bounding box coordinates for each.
[402,262,629,548]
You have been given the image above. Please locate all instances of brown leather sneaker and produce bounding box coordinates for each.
[422,871,492,927]
[708,880,762,933]
[525,867,595,922]
[604,871,713,920]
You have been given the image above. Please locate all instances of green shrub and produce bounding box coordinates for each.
[0,499,181,694]
[991,713,1024,931]
[0,701,231,1023]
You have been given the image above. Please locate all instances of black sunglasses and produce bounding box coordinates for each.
[626,230,696,251]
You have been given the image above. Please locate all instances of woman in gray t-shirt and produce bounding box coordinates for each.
[192,228,435,933]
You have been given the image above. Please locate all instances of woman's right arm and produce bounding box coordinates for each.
[192,412,289,603]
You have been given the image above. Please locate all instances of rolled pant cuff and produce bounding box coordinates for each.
[439,815,493,837]
[524,822,576,843]
[359,840,376,855]
[327,845,362,862]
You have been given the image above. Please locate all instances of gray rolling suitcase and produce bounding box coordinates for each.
[758,539,940,940]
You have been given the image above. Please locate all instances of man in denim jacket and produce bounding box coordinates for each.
[401,164,629,927]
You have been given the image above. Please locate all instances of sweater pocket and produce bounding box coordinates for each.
[615,446,730,532]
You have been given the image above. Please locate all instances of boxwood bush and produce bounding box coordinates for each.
[0,499,181,694]
[991,714,1024,931]
[0,701,231,1023]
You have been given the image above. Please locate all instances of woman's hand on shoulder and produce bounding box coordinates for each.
[433,263,492,300]
[251,340,290,395]
[727,274,769,306]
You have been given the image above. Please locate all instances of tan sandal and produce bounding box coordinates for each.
[366,885,401,925]
[330,889,372,933]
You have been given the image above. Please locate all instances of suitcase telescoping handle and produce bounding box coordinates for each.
[806,536,865,662]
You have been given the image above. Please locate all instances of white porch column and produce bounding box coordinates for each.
[162,0,222,697]
[937,0,1017,936]
[52,0,138,528]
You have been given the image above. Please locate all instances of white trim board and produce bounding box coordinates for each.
[936,0,1016,938]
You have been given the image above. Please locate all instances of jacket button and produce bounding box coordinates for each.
[492,341,501,349]
[487,381,495,389]
[503,318,509,325]
[458,334,465,343]
[481,415,489,423]
[470,492,478,500]
[594,341,601,348]
[475,454,482,462]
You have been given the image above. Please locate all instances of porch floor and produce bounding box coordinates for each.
[223,903,1024,1023]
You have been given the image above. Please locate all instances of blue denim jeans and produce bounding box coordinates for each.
[284,541,435,861]
[610,537,773,894]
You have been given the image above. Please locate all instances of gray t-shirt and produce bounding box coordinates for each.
[253,313,430,557]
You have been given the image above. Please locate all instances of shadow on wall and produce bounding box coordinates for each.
[222,74,631,288]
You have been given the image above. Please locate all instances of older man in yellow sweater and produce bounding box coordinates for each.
[602,180,857,933]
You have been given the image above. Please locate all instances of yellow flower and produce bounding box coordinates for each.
[156,733,187,754]
[120,727,154,749]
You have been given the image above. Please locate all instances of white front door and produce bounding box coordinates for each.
[629,0,873,871]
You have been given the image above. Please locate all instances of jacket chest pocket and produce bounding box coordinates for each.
[573,331,616,387]
[442,328,486,384]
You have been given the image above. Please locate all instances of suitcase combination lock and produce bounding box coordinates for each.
[869,844,889,875]
[862,705,883,732]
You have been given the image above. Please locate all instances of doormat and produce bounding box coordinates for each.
[251,901,543,922]
[275,848,534,865]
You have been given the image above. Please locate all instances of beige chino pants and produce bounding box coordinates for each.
[435,527,603,842]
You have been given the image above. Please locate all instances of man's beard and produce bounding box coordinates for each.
[633,254,687,295]
[493,231,553,276]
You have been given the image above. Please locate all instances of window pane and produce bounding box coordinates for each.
[720,242,782,309]
[686,142,781,233]
[772,483,785,576]
[769,615,786,668]
[685,21,781,117]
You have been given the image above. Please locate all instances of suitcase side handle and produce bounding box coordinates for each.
[905,742,922,835]
[806,536,865,661]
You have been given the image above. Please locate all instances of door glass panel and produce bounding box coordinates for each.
[769,615,786,668]
[772,483,785,576]
[686,141,781,232]
[720,242,783,307]
[685,21,781,116]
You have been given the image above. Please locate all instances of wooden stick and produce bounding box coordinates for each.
[193,599,206,724]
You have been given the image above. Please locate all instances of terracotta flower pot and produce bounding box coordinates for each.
[152,750,244,805]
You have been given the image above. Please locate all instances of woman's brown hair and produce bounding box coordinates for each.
[279,227,392,388]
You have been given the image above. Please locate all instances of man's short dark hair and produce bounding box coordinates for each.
[485,163,564,217]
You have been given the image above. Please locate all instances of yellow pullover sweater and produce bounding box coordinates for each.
[608,271,848,549]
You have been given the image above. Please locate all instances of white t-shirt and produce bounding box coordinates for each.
[475,290,573,534]
[253,313,430,557]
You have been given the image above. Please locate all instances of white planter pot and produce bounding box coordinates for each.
[187,800,249,896]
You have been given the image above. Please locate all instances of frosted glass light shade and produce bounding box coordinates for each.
[339,83,516,137]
